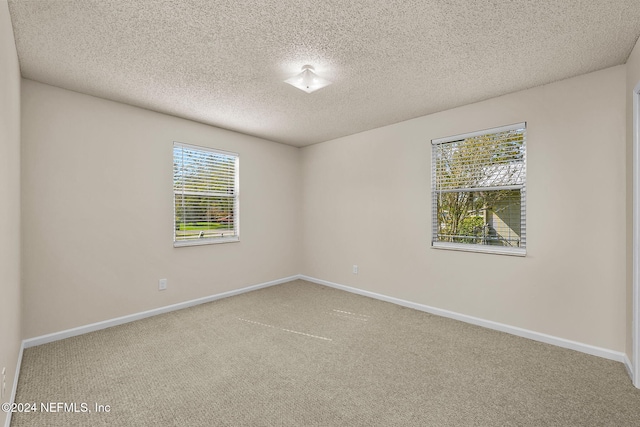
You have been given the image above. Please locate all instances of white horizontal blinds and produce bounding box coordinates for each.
[173,143,238,243]
[433,128,525,193]
[431,124,526,250]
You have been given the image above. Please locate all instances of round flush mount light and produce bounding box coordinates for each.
[284,65,332,93]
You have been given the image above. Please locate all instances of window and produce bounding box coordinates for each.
[173,142,239,247]
[431,123,526,256]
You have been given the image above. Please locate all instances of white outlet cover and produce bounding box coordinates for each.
[159,279,167,290]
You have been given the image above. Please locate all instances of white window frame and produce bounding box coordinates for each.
[431,123,526,256]
[173,142,239,247]
[633,83,640,388]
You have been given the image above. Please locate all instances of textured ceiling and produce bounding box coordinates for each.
[8,0,640,147]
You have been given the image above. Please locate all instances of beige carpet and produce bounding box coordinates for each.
[11,280,640,426]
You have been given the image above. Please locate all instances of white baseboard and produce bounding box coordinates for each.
[300,275,627,364]
[4,342,24,427]
[23,275,300,349]
[624,354,634,382]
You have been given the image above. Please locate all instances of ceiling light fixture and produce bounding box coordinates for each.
[284,65,332,93]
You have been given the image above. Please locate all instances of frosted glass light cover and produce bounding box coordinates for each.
[284,65,332,93]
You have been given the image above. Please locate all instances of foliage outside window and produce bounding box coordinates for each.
[173,142,239,247]
[431,123,526,256]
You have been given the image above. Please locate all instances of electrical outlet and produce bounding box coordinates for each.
[352,265,358,274]
[158,278,167,291]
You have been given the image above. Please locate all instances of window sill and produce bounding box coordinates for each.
[174,237,240,248]
[432,241,525,257]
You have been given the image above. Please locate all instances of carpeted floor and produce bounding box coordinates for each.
[11,279,640,426]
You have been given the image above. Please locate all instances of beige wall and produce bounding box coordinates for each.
[21,80,301,338]
[301,66,627,352]
[0,0,21,424]
[626,37,640,360]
